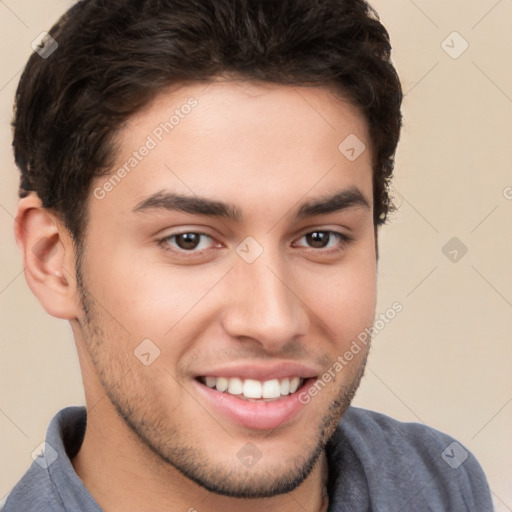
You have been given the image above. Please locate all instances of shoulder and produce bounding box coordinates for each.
[327,406,494,511]
[2,406,88,512]
[340,405,459,450]
[340,406,477,464]
[1,463,61,512]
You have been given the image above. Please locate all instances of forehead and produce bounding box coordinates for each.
[90,80,373,220]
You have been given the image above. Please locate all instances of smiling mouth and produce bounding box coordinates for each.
[196,376,310,402]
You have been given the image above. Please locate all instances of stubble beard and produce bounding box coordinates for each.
[75,264,369,499]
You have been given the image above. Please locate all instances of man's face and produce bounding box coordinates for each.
[75,80,377,497]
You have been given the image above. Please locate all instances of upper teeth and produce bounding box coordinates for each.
[204,376,303,399]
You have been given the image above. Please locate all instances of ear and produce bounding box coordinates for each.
[14,194,80,319]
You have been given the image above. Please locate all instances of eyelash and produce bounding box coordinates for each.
[157,230,352,255]
[159,231,217,253]
[294,231,351,252]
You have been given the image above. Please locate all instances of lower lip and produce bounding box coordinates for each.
[192,379,315,430]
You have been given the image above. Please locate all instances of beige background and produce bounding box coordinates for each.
[1,0,511,509]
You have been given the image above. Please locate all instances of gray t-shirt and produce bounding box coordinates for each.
[1,406,494,511]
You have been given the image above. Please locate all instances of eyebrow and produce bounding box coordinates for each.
[132,186,370,221]
[296,187,370,218]
[133,191,243,221]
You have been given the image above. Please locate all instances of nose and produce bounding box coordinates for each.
[220,249,310,352]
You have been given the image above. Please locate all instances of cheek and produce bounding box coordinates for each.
[297,244,377,339]
[330,266,376,325]
[83,242,224,341]
[84,224,376,347]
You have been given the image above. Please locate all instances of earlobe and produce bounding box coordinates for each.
[14,194,80,320]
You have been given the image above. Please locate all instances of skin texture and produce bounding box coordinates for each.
[15,80,377,512]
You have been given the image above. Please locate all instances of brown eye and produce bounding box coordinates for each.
[305,231,331,248]
[175,233,201,250]
[294,230,351,252]
[161,232,214,252]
